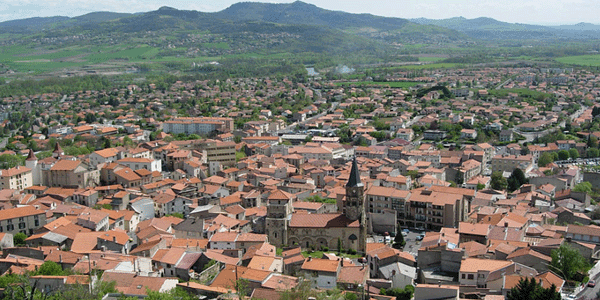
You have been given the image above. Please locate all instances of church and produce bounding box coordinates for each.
[266,157,367,254]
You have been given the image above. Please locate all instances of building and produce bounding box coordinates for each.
[0,206,47,235]
[423,130,447,141]
[196,140,236,167]
[163,117,234,135]
[499,130,514,142]
[0,166,32,190]
[117,157,162,173]
[491,154,534,174]
[266,157,367,254]
[44,159,100,189]
[89,148,124,167]
[414,284,459,300]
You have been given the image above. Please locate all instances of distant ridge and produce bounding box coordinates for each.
[0,1,599,41]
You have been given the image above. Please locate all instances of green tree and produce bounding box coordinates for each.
[587,147,599,158]
[507,168,527,192]
[393,225,405,249]
[491,171,508,190]
[558,150,570,160]
[507,277,561,300]
[380,285,414,300]
[34,261,64,276]
[13,232,26,246]
[573,182,592,193]
[569,148,579,159]
[144,287,196,300]
[538,152,554,167]
[550,244,589,281]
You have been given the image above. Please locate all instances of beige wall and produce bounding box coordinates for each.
[0,169,32,190]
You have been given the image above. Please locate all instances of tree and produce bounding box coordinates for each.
[538,152,554,167]
[13,232,26,246]
[34,261,65,276]
[587,147,599,158]
[558,150,570,160]
[569,148,579,159]
[507,168,528,192]
[573,181,592,193]
[393,225,405,249]
[491,171,508,190]
[550,244,589,281]
[507,277,560,300]
[380,285,414,300]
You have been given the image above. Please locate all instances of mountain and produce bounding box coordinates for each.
[552,22,600,31]
[410,17,600,40]
[216,1,410,31]
[0,16,70,33]
[72,12,133,23]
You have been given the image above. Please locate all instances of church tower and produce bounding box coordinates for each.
[345,156,367,254]
[265,190,294,247]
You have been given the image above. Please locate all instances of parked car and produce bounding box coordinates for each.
[588,280,595,287]
[416,234,424,241]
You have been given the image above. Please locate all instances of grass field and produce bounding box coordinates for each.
[556,54,600,66]
[418,56,446,62]
[398,63,459,69]
[335,81,425,88]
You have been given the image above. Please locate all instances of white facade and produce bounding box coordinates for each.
[117,158,162,172]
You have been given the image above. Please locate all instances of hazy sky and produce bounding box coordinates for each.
[0,0,598,25]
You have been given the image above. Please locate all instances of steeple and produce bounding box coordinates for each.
[26,149,37,161]
[346,156,363,188]
[53,142,64,159]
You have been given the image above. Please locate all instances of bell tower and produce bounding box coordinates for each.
[345,156,366,253]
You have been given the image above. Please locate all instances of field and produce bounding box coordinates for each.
[555,54,600,66]
[0,43,230,75]
[398,63,459,69]
[335,81,425,88]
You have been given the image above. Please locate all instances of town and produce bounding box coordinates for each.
[0,62,597,300]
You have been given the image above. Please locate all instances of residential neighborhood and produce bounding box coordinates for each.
[0,63,599,300]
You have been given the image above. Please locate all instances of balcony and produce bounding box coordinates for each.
[411,202,427,208]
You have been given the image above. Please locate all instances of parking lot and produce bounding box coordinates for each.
[371,229,425,258]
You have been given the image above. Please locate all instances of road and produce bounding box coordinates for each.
[495,78,512,90]
[277,112,327,134]
[515,106,587,144]
[578,282,599,300]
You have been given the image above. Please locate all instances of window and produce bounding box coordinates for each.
[462,274,465,279]
[468,274,474,280]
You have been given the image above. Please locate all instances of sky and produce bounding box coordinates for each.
[0,0,598,25]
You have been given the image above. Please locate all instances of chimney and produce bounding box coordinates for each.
[438,281,442,287]
[308,257,312,261]
[113,236,116,243]
[59,255,62,263]
[504,222,508,228]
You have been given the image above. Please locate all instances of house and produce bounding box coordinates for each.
[423,130,447,141]
[0,166,33,190]
[460,129,478,140]
[459,258,521,290]
[300,257,340,289]
[101,271,179,297]
[0,206,47,236]
[44,160,100,189]
[499,130,514,142]
[89,148,123,167]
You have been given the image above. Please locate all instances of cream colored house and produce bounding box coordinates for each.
[0,166,32,191]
